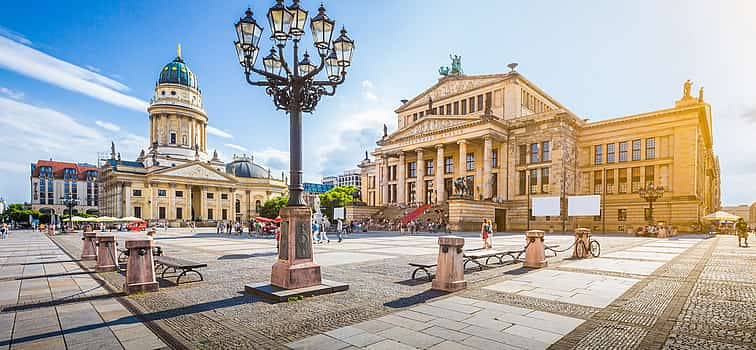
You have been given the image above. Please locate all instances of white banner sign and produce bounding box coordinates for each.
[333,207,345,220]
[532,196,561,216]
[567,195,601,216]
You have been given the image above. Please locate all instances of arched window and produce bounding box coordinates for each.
[255,200,262,212]
[235,199,241,214]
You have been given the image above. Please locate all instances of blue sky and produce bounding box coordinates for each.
[0,1,754,205]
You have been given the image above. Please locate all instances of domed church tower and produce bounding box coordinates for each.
[146,44,212,167]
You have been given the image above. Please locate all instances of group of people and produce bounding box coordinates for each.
[215,221,244,235]
[311,217,348,244]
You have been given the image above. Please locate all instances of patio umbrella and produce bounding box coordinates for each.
[701,211,741,221]
[274,216,282,223]
[255,216,273,223]
[95,216,118,222]
[119,216,144,222]
[69,216,87,222]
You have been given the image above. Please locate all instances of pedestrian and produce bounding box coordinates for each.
[1,223,7,240]
[227,221,232,234]
[736,218,748,247]
[481,219,492,249]
[320,220,330,243]
[217,221,222,234]
[276,227,281,252]
[337,219,344,243]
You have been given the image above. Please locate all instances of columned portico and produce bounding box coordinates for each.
[415,148,425,205]
[397,152,406,205]
[435,144,445,203]
[483,136,493,199]
[457,140,467,180]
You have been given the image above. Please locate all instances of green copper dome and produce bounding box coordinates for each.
[158,56,198,90]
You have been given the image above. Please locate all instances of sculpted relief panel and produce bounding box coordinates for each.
[163,165,228,181]
[394,119,470,139]
[404,78,502,110]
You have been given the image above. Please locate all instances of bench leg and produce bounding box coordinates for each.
[423,269,432,282]
[176,269,203,285]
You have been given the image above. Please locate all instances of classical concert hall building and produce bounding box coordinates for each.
[359,65,720,232]
[99,47,286,225]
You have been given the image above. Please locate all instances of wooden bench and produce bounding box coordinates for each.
[154,256,207,285]
[408,262,436,281]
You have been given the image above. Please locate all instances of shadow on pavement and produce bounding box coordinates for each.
[384,289,446,309]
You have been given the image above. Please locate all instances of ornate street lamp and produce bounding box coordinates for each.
[60,194,79,232]
[233,1,354,291]
[638,183,664,225]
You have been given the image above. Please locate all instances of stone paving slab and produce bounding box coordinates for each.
[602,251,679,261]
[561,257,666,276]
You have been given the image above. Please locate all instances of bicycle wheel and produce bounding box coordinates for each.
[575,240,587,258]
[589,240,601,257]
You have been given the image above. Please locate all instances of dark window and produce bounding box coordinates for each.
[466,153,475,171]
[477,94,484,111]
[221,193,228,200]
[632,139,641,161]
[607,144,615,163]
[519,171,526,195]
[444,157,453,174]
[132,189,142,197]
[255,200,261,212]
[438,105,444,115]
[413,113,418,121]
[222,209,228,220]
[408,182,415,203]
[158,207,166,219]
[519,145,527,165]
[453,101,459,115]
[618,209,627,221]
[176,207,183,219]
[425,159,434,176]
[175,190,183,198]
[492,150,498,168]
[207,209,213,220]
[631,167,641,192]
[207,192,214,199]
[531,143,539,163]
[134,206,142,218]
[618,168,628,193]
[594,170,602,194]
[236,199,241,214]
[446,103,451,115]
[646,138,655,159]
[541,168,550,193]
[594,145,603,165]
[170,133,176,144]
[530,169,538,194]
[619,142,628,162]
[645,166,655,187]
[606,170,615,194]
[158,189,167,197]
[542,141,550,161]
[461,99,467,114]
[408,162,417,178]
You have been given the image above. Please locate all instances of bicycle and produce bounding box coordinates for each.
[575,236,601,257]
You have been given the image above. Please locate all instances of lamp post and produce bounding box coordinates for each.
[233,1,354,290]
[638,183,664,226]
[60,195,79,232]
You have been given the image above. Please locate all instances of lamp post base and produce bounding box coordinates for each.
[269,206,322,289]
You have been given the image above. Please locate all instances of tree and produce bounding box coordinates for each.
[259,196,288,219]
[319,185,358,218]
[0,203,43,225]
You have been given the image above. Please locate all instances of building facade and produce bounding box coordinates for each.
[30,160,99,215]
[99,48,286,225]
[360,67,720,232]
[322,169,362,189]
[720,204,756,224]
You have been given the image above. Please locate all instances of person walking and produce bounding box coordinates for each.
[736,218,748,247]
[336,219,344,243]
[320,220,330,243]
[1,223,7,240]
[312,220,320,243]
[481,219,492,249]
[216,221,222,234]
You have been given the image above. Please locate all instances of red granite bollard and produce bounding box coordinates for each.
[123,239,158,294]
[432,235,467,292]
[271,206,322,289]
[95,235,117,272]
[523,230,548,268]
[573,228,591,258]
[81,231,98,261]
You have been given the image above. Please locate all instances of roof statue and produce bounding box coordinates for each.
[698,87,704,102]
[383,124,388,138]
[364,150,369,161]
[117,152,121,161]
[683,79,692,98]
[439,54,463,77]
[110,141,116,159]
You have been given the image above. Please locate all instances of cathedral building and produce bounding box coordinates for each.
[99,47,286,225]
[359,61,720,233]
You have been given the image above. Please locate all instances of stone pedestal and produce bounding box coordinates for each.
[81,231,98,261]
[95,235,118,272]
[270,206,322,289]
[523,230,547,268]
[573,228,591,258]
[432,236,467,292]
[123,239,158,294]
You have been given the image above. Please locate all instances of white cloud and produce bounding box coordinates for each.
[0,26,31,46]
[0,35,148,112]
[254,147,290,173]
[95,120,121,132]
[0,87,23,100]
[361,80,374,89]
[225,143,248,152]
[0,161,28,174]
[207,125,233,139]
[361,80,378,101]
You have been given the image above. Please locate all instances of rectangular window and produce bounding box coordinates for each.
[607,144,615,163]
[530,169,538,194]
[541,168,550,193]
[646,138,655,159]
[158,189,167,197]
[438,105,444,115]
[419,111,424,118]
[176,207,183,219]
[618,168,628,193]
[531,143,539,163]
[408,182,416,203]
[631,167,641,192]
[485,92,492,111]
[207,192,214,199]
[618,209,627,221]
[222,209,228,220]
[134,206,142,218]
[158,207,166,219]
[632,139,641,161]
[477,94,484,111]
[453,101,459,115]
[132,189,142,197]
[425,159,434,176]
[413,113,418,121]
[542,141,550,161]
[594,145,603,165]
[408,162,417,178]
[645,165,655,187]
[606,170,615,194]
[519,145,528,165]
[446,103,451,115]
[221,193,228,200]
[444,157,453,174]
[461,99,467,114]
[432,107,437,115]
[594,170,602,194]
[492,150,498,168]
[466,153,475,171]
[207,208,213,220]
[469,97,476,113]
[170,133,176,144]
[619,142,628,162]
[175,190,183,198]
[519,171,526,195]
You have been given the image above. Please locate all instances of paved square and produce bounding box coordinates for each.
[561,257,667,276]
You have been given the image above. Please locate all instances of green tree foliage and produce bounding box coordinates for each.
[259,196,288,219]
[1,203,50,224]
[319,185,358,218]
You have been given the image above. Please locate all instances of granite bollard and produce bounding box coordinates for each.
[432,235,467,292]
[81,231,98,261]
[95,234,118,272]
[123,239,158,294]
[573,228,591,258]
[270,206,322,289]
[523,230,548,268]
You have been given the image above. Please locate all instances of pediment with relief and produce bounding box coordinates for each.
[158,164,231,181]
[388,117,473,141]
[401,77,504,111]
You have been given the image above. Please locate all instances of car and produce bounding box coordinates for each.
[126,221,147,231]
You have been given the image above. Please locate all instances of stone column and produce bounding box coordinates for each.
[116,182,123,218]
[124,182,132,217]
[201,186,207,220]
[416,148,425,205]
[95,234,117,272]
[457,140,467,179]
[216,187,222,220]
[380,156,389,205]
[397,152,406,204]
[483,137,493,199]
[435,144,445,203]
[169,183,176,221]
[81,231,98,261]
[498,143,507,200]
